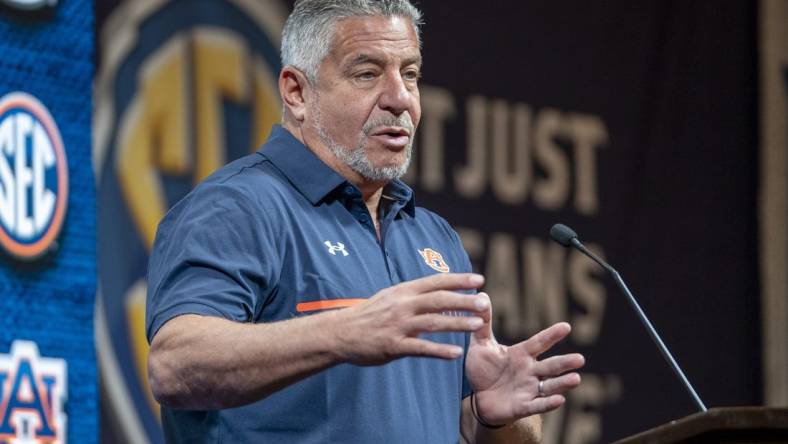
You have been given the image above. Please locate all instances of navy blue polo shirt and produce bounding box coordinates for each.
[146,125,473,443]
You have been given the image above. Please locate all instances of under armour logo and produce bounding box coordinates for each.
[324,241,349,256]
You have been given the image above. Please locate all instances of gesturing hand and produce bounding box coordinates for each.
[466,293,585,426]
[333,273,489,366]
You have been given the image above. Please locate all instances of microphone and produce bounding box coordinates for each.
[549,223,708,412]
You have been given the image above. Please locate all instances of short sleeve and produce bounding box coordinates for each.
[145,182,279,343]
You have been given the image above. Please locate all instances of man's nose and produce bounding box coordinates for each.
[378,72,413,115]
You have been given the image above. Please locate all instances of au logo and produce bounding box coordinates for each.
[94,0,286,442]
[0,340,67,444]
[0,92,68,260]
[419,248,450,273]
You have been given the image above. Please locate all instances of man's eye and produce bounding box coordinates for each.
[403,71,421,81]
[357,72,376,80]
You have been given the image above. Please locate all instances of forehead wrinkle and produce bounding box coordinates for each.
[334,34,419,60]
[330,16,419,55]
[342,50,420,66]
[339,31,415,45]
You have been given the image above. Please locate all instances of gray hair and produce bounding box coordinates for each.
[281,0,423,84]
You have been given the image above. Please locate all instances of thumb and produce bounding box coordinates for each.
[471,292,494,343]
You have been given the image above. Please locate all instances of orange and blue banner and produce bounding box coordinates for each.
[0,1,96,443]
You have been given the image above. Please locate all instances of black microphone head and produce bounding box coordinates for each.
[550,223,578,247]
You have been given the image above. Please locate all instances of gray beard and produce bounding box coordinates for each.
[312,97,414,183]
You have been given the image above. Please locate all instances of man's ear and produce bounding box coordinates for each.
[279,66,312,123]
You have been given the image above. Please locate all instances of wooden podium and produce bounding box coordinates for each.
[612,407,788,443]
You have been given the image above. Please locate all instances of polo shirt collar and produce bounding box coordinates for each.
[382,179,416,217]
[259,125,416,216]
[259,125,345,204]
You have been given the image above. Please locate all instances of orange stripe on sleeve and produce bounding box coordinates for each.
[295,298,366,313]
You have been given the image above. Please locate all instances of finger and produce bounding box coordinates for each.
[411,290,490,314]
[533,353,585,377]
[541,373,582,396]
[521,322,572,356]
[521,394,566,416]
[399,337,464,360]
[408,313,484,333]
[471,292,493,342]
[398,273,485,294]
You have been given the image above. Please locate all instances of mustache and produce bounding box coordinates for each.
[362,114,414,136]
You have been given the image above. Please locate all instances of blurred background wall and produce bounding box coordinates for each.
[0,0,783,443]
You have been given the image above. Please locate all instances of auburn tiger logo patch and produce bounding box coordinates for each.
[418,248,450,273]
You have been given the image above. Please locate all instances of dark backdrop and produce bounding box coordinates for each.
[408,1,760,441]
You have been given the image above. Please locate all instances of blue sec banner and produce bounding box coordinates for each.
[0,1,96,443]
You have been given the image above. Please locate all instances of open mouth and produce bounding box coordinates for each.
[370,127,411,148]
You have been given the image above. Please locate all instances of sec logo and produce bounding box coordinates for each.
[0,92,68,260]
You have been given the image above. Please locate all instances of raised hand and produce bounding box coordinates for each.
[333,273,489,365]
[465,293,585,426]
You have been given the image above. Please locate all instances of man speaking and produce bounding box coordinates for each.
[146,0,585,442]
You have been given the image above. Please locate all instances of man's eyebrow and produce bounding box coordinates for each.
[342,53,423,75]
[343,53,384,74]
[403,55,423,69]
